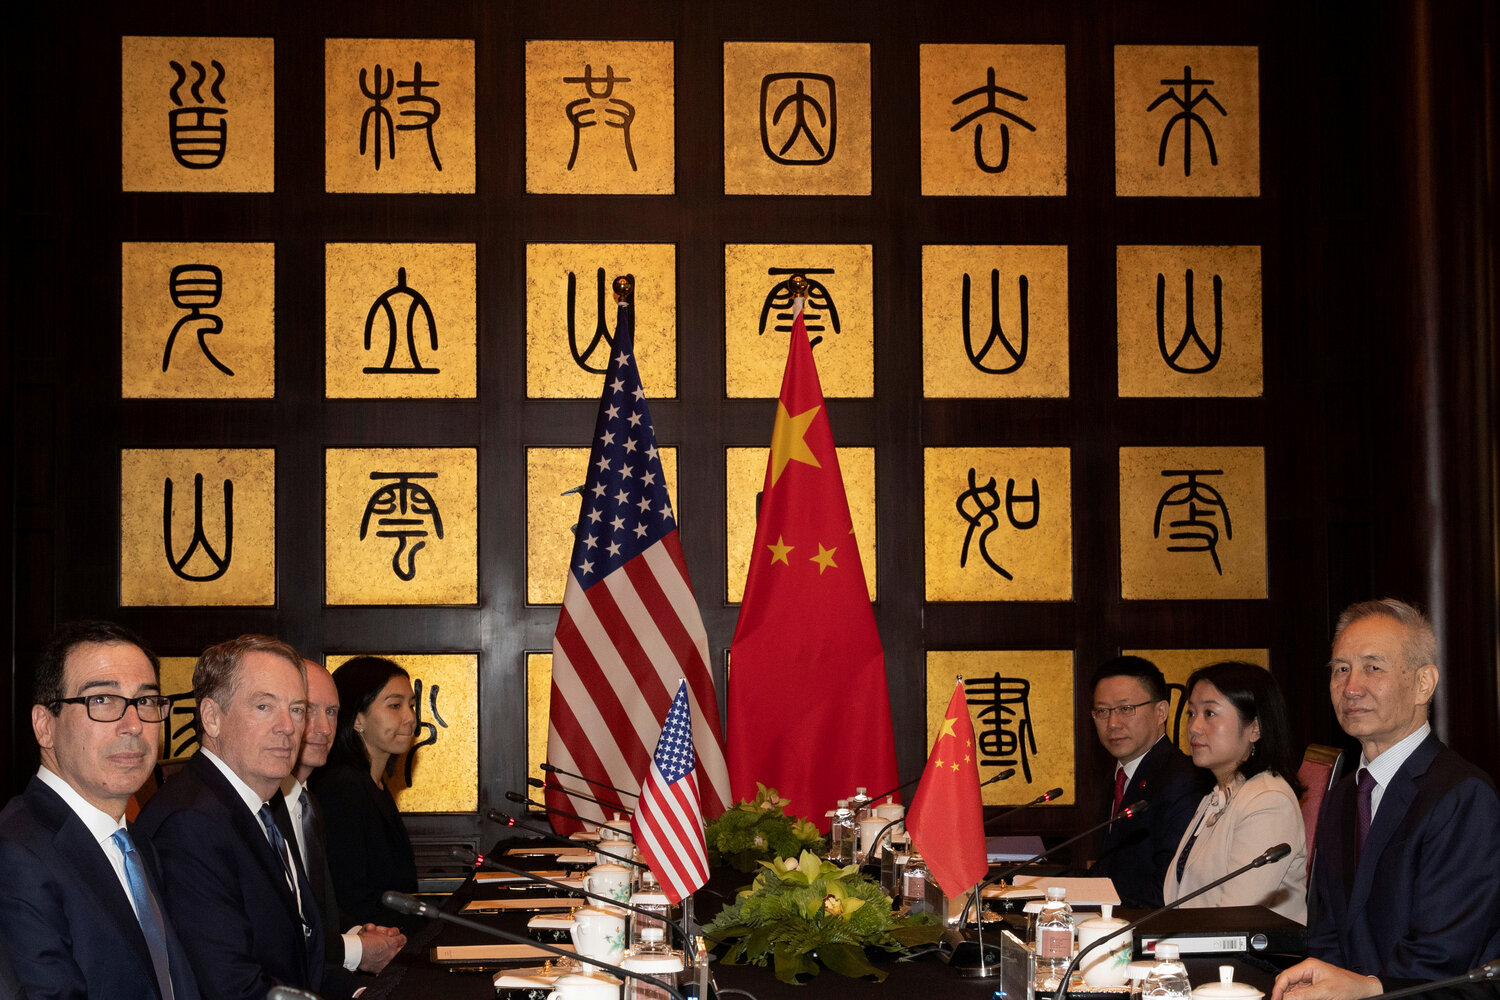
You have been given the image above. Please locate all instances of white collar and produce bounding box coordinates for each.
[200,748,275,816]
[1359,722,1431,787]
[36,766,127,844]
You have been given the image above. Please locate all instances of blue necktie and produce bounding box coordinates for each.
[111,828,176,1000]
[258,803,311,938]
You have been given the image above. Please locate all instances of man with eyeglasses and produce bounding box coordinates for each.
[1087,655,1210,908]
[136,634,326,999]
[0,620,202,1000]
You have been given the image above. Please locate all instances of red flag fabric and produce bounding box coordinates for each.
[546,301,731,832]
[905,680,989,898]
[727,309,898,829]
[631,679,710,903]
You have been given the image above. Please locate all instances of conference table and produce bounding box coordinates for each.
[362,839,1285,1000]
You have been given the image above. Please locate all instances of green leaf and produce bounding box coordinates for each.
[816,943,888,982]
[889,923,945,948]
[773,945,819,984]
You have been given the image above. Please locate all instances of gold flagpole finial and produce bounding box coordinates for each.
[612,274,634,303]
[787,274,809,317]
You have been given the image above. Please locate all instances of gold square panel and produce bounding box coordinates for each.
[325,38,475,193]
[1122,648,1270,752]
[122,36,275,192]
[526,652,552,786]
[922,245,1069,398]
[723,42,871,196]
[526,447,679,605]
[328,653,479,813]
[725,244,873,398]
[121,449,276,606]
[325,243,476,398]
[122,242,276,399]
[525,40,674,194]
[1115,46,1260,197]
[157,657,200,761]
[924,448,1072,601]
[726,446,875,602]
[1117,246,1262,397]
[325,448,478,605]
[926,651,1075,806]
[1119,446,1267,599]
[525,243,677,398]
[919,45,1067,197]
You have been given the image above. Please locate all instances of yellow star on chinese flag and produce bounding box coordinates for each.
[767,535,793,565]
[936,716,957,740]
[768,402,821,486]
[810,543,838,574]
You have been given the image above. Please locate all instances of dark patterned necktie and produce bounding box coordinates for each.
[258,803,311,937]
[1355,768,1376,859]
[298,787,327,901]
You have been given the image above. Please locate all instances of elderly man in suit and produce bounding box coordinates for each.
[136,634,325,999]
[277,659,405,988]
[0,620,201,1000]
[1274,599,1500,1000]
[1087,655,1211,907]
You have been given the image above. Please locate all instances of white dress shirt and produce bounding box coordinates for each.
[35,766,138,918]
[1358,721,1432,819]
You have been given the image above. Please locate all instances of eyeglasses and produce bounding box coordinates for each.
[1090,699,1156,722]
[50,694,171,723]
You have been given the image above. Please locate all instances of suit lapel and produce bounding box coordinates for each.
[1347,734,1440,913]
[188,756,306,929]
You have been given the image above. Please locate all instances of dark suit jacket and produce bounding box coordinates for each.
[1308,733,1500,984]
[0,776,202,1000]
[270,789,363,999]
[135,752,324,1000]
[310,760,421,933]
[1090,736,1212,908]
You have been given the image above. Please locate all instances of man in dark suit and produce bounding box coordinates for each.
[1274,599,1500,1000]
[278,659,405,991]
[1087,655,1211,908]
[0,620,201,1000]
[136,635,325,999]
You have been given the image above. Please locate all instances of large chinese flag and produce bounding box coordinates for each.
[727,309,898,829]
[905,680,989,898]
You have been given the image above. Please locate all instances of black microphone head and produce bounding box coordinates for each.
[382,890,428,917]
[1119,799,1150,818]
[1041,786,1064,801]
[1255,842,1292,865]
[505,790,529,805]
[528,777,546,788]
[540,762,559,773]
[450,845,479,865]
[994,767,1017,781]
[485,807,509,824]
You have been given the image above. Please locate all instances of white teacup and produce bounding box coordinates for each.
[583,862,632,904]
[1191,965,1265,1000]
[1077,905,1133,988]
[569,904,628,964]
[548,971,622,1000]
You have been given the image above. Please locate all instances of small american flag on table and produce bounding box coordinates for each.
[631,679,709,903]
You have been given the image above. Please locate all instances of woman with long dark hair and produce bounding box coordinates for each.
[1163,661,1308,922]
[310,656,421,930]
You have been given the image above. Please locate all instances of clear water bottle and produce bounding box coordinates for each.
[827,800,856,864]
[901,849,932,915]
[1034,886,1075,990]
[1140,943,1192,1000]
[850,786,874,822]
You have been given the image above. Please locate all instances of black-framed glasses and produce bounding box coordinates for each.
[50,694,171,723]
[1090,699,1156,722]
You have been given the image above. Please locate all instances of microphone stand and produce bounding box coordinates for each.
[542,762,639,800]
[529,777,634,817]
[1048,843,1293,999]
[506,791,633,838]
[984,786,1065,828]
[382,891,685,1000]
[860,771,1017,879]
[487,810,646,870]
[452,847,694,958]
[1362,960,1500,1000]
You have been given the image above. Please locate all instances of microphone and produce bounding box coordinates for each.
[542,762,639,800]
[984,786,1065,828]
[266,988,323,1000]
[1048,843,1293,999]
[859,770,1018,877]
[487,810,647,870]
[1359,960,1500,1000]
[956,799,1151,929]
[451,847,692,956]
[530,777,634,817]
[505,791,633,838]
[382,891,684,1000]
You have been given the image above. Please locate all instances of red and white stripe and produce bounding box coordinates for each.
[633,756,709,903]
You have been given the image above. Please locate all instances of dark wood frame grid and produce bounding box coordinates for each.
[5,2,1496,855]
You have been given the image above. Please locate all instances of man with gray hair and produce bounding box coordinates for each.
[1273,599,1500,1000]
[136,634,326,999]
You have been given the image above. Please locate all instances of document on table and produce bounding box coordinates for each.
[462,896,584,912]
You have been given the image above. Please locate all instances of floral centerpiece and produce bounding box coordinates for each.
[703,851,943,984]
[703,783,825,872]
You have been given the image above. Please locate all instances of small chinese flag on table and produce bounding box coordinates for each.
[905,679,989,898]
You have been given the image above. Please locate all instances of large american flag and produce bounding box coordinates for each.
[545,295,730,832]
[631,679,710,902]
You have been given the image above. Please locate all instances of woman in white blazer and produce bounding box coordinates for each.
[1163,661,1308,923]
